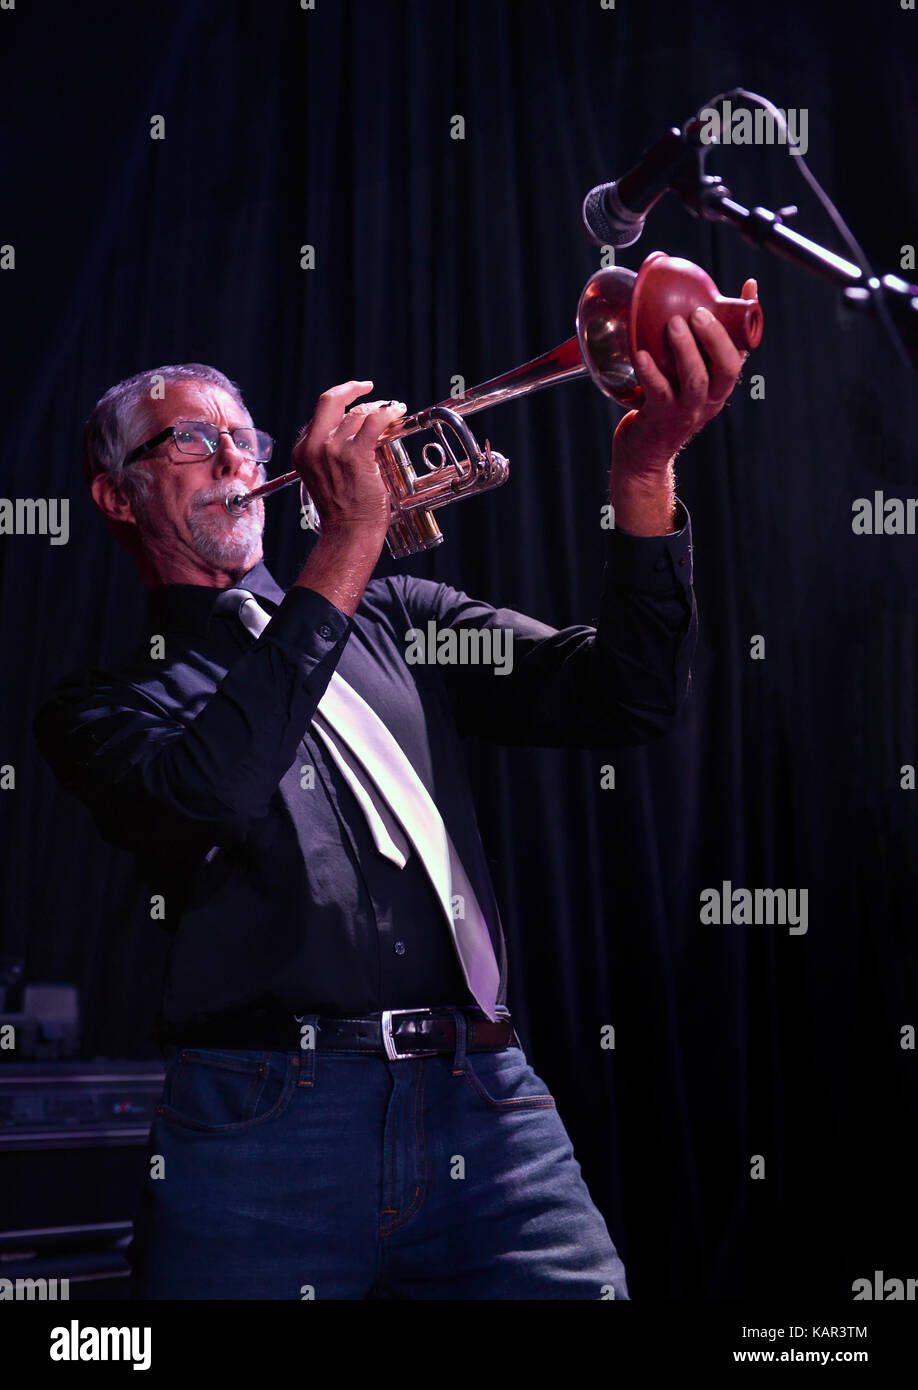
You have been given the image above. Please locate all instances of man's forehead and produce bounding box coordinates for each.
[148,382,249,425]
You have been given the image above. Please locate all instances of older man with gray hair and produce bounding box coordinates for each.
[35,297,749,1298]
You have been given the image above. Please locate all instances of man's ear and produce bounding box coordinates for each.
[91,472,138,527]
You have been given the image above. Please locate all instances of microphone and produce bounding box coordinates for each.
[582,121,701,249]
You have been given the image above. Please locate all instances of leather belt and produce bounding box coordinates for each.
[164,1005,517,1061]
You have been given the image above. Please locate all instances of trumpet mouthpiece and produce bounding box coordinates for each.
[224,493,247,513]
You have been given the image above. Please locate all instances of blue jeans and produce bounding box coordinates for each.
[128,1012,629,1300]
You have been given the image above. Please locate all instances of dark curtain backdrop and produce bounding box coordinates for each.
[1,0,916,1300]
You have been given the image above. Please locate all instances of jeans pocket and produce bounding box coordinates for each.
[159,1048,296,1134]
[461,1046,557,1112]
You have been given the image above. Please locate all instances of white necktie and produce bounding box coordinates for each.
[220,588,501,1019]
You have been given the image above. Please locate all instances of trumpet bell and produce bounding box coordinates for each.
[576,252,765,406]
[576,266,643,406]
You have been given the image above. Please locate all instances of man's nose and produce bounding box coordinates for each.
[210,433,259,480]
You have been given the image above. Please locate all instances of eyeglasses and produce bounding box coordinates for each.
[123,419,275,467]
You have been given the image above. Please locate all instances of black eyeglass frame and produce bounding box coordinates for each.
[122,420,275,467]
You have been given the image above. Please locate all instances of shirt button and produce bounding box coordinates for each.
[318,623,333,640]
[678,556,687,565]
[394,940,407,956]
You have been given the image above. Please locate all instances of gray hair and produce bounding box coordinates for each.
[82,363,250,507]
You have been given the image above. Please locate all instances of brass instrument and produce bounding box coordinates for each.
[224,256,762,558]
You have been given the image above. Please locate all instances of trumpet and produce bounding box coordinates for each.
[224,252,762,558]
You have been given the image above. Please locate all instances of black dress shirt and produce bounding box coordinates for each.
[34,502,697,1033]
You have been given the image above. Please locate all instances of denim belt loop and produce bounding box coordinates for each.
[294,1013,320,1086]
[450,1006,469,1075]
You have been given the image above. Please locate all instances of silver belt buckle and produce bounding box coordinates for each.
[380,1007,438,1061]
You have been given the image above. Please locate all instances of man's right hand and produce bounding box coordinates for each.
[292,381,405,543]
[292,381,406,616]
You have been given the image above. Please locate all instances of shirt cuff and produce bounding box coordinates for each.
[258,584,352,667]
[602,497,693,599]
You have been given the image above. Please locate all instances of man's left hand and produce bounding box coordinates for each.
[613,277,758,476]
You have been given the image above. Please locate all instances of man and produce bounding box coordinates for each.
[34,285,754,1299]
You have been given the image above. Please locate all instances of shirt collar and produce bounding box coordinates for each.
[147,560,287,638]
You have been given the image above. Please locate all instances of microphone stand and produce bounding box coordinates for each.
[669,129,918,368]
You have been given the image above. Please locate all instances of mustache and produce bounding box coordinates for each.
[192,468,267,510]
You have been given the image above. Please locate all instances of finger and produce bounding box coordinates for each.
[298,380,374,445]
[346,398,400,416]
[633,349,674,408]
[688,308,744,401]
[352,401,407,448]
[666,316,710,404]
[329,400,405,451]
[741,278,758,300]
[328,400,405,451]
